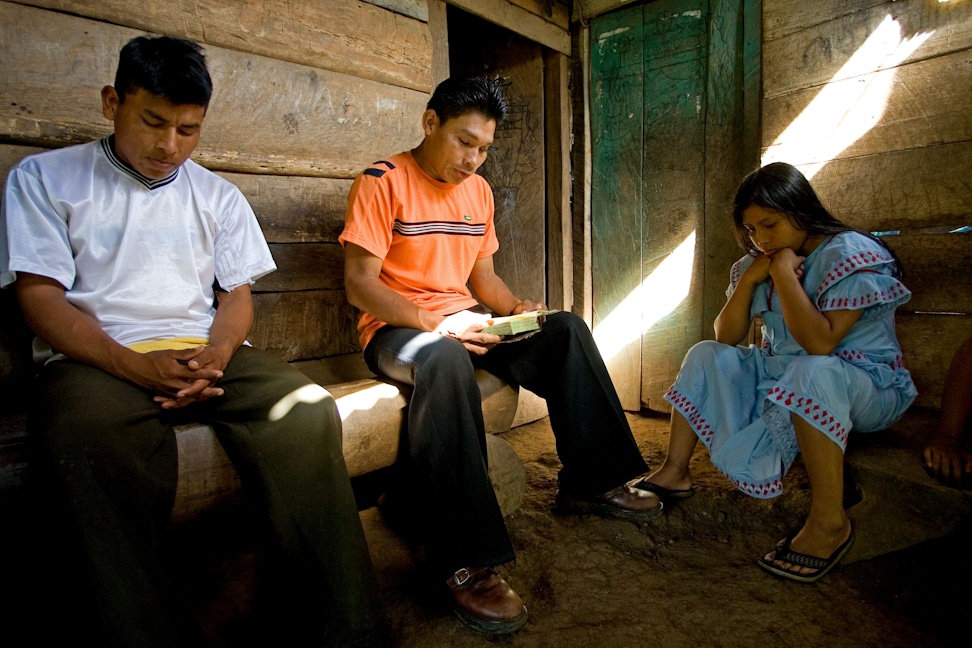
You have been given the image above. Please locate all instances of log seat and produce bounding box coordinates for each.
[0,353,544,524]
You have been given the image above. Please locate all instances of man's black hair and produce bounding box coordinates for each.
[114,36,212,108]
[426,75,508,124]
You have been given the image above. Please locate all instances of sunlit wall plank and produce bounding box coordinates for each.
[809,141,972,233]
[765,0,972,99]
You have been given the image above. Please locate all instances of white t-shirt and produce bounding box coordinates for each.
[1,137,276,361]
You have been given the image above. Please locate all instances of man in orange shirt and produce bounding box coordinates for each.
[341,75,660,635]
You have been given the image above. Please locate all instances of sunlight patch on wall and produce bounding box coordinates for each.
[762,14,934,179]
[593,229,696,363]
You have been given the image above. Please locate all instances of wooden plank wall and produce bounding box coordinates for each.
[762,0,972,409]
[0,0,435,409]
[0,0,575,410]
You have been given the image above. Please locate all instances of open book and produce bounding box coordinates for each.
[481,310,559,342]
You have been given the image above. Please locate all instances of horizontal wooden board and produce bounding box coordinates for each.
[18,0,432,92]
[896,312,971,409]
[765,0,972,97]
[251,290,359,361]
[574,0,638,22]
[764,0,888,42]
[291,353,374,388]
[0,2,428,178]
[256,243,345,293]
[218,172,351,244]
[0,144,46,185]
[883,233,972,315]
[363,0,429,22]
[2,146,351,244]
[448,0,570,54]
[763,49,972,163]
[507,0,570,29]
[805,141,972,233]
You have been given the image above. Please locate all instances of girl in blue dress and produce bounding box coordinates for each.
[635,162,916,582]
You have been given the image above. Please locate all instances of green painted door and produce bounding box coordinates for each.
[591,0,760,411]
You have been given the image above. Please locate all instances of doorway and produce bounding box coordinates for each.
[447,7,548,306]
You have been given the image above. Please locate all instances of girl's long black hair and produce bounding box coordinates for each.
[732,162,902,278]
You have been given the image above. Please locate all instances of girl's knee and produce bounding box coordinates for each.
[683,339,731,364]
[781,355,845,389]
[692,339,723,354]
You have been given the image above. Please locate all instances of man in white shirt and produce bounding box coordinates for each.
[1,36,382,647]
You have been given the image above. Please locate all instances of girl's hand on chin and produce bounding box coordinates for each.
[742,252,773,285]
[769,248,806,279]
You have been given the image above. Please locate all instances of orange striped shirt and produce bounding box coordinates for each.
[340,151,499,348]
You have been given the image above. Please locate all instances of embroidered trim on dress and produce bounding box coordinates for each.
[818,284,909,311]
[836,348,907,371]
[729,260,742,292]
[815,250,894,301]
[665,386,785,499]
[767,385,849,446]
[727,475,783,498]
[666,386,715,446]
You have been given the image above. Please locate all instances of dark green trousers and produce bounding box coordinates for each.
[29,346,382,647]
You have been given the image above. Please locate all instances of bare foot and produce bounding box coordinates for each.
[923,439,972,488]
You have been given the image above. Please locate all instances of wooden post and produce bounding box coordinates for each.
[570,24,594,325]
[544,49,572,311]
[429,0,450,87]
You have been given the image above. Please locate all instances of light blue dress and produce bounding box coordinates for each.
[666,232,917,498]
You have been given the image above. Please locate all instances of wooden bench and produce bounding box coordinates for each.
[0,350,545,522]
[170,354,542,523]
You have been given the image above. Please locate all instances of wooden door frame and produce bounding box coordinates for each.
[429,0,574,310]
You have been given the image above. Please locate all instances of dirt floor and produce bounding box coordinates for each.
[355,412,970,648]
[6,412,969,646]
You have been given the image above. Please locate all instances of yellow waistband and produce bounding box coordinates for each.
[126,337,210,353]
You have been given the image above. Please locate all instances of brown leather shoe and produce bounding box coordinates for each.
[446,567,527,634]
[555,484,663,521]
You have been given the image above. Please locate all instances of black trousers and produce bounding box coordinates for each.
[364,311,648,573]
[28,346,383,647]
